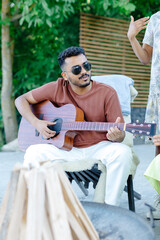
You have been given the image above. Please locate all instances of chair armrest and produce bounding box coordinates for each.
[130,85,138,102]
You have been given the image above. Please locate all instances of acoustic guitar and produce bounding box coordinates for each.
[18,100,157,152]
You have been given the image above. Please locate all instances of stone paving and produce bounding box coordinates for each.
[0,144,159,239]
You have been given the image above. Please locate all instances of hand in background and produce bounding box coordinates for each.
[127,16,150,41]
[153,135,160,146]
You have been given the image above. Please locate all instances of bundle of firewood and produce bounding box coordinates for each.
[0,162,99,240]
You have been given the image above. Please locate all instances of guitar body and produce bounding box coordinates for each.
[18,101,84,152]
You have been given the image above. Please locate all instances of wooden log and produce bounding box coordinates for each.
[19,199,27,240]
[45,168,73,240]
[50,163,99,240]
[60,176,99,240]
[0,184,10,234]
[42,204,53,240]
[65,203,91,240]
[6,169,27,240]
[1,162,99,240]
[0,164,21,240]
[24,169,45,240]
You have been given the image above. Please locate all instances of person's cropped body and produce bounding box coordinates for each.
[128,11,160,133]
[144,135,160,219]
[128,11,160,218]
[15,46,132,206]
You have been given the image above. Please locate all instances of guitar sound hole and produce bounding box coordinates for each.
[48,118,63,137]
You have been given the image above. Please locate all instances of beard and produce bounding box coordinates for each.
[79,80,91,88]
[68,73,91,88]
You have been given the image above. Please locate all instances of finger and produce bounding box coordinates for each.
[46,124,57,133]
[136,16,150,22]
[153,138,160,144]
[110,126,121,132]
[47,131,56,138]
[136,18,150,27]
[141,25,148,30]
[153,138,160,143]
[47,121,56,125]
[108,127,116,133]
[138,20,150,27]
[42,130,56,138]
[139,19,150,27]
[115,117,121,123]
[49,131,56,137]
[107,128,117,138]
[44,126,55,133]
[141,16,150,21]
[130,15,134,22]
[154,142,160,146]
[46,130,55,136]
[106,132,113,141]
[144,19,150,24]
[153,135,160,139]
[106,132,117,141]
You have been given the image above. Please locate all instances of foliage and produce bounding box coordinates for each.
[130,0,160,18]
[82,0,136,19]
[0,0,137,99]
[13,16,79,95]
[9,0,137,97]
[1,0,160,97]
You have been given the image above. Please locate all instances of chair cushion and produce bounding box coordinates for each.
[92,74,138,116]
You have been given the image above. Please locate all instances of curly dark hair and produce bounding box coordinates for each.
[58,46,86,69]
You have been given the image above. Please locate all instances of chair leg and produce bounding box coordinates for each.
[124,186,141,200]
[127,175,135,212]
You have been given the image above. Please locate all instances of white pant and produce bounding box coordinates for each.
[24,141,132,206]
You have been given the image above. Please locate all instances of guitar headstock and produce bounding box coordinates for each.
[126,123,157,136]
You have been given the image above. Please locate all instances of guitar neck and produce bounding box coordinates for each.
[60,121,156,137]
[62,122,125,131]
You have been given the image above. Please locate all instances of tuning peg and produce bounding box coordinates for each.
[136,119,139,123]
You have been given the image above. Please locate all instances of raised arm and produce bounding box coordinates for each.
[127,16,152,65]
[15,92,56,139]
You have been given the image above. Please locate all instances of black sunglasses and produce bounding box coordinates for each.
[71,62,91,75]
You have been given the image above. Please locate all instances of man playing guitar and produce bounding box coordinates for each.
[15,46,132,206]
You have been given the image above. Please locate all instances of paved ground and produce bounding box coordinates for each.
[0,143,159,239]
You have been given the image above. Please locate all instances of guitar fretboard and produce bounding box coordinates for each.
[62,122,125,131]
